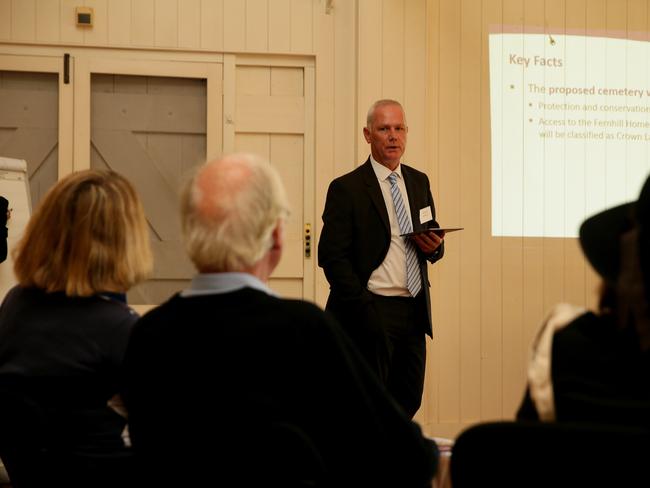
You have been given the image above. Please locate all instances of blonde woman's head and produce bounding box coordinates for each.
[13,169,153,296]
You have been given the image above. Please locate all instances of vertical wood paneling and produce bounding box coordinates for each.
[36,0,60,42]
[563,0,588,309]
[584,0,607,308]
[423,0,441,428]
[131,0,154,46]
[500,0,525,420]
[404,0,427,172]
[629,0,648,41]
[313,0,333,305]
[520,1,545,372]
[154,0,178,47]
[381,0,404,100]
[178,0,200,49]
[200,0,223,51]
[269,0,291,52]
[0,0,11,39]
[480,0,504,421]
[458,0,483,423]
[540,0,566,318]
[303,65,315,297]
[333,0,356,176]
[438,0,462,424]
[107,0,131,46]
[565,0,588,307]
[12,0,35,41]
[522,235,543,385]
[290,0,312,53]
[505,0,541,418]
[246,0,268,52]
[85,0,108,46]
[357,0,382,162]
[60,0,82,43]
[223,0,246,52]
[403,0,428,424]
[206,63,223,161]
[222,54,236,152]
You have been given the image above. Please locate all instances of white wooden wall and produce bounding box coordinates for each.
[0,0,314,53]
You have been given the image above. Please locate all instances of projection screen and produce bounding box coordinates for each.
[490,32,650,238]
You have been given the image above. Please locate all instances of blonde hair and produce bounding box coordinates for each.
[13,169,153,296]
[366,99,406,128]
[181,153,290,272]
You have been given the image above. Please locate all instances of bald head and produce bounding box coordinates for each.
[181,153,290,273]
[193,154,254,222]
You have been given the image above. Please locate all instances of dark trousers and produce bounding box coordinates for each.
[367,293,427,419]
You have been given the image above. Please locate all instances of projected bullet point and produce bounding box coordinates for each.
[529,103,532,107]
[528,118,532,122]
[510,84,515,89]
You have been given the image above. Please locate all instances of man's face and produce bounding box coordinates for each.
[363,104,408,170]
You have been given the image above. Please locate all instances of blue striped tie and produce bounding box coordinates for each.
[388,172,422,297]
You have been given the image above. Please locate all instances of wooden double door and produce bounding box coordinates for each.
[0,51,315,305]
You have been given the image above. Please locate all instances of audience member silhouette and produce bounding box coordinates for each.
[518,174,650,426]
[0,169,152,487]
[123,153,439,487]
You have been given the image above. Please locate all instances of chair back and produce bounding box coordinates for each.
[0,383,135,488]
[450,420,650,487]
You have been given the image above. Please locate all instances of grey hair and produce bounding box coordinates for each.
[366,99,406,128]
[180,153,290,272]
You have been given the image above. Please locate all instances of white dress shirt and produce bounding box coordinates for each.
[367,156,414,297]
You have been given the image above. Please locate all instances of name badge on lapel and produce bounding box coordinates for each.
[419,206,433,224]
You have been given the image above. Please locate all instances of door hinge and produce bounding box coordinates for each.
[63,53,70,84]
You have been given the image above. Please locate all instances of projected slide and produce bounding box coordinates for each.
[490,32,650,238]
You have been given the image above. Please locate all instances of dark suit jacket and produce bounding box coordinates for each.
[122,288,438,487]
[318,159,443,337]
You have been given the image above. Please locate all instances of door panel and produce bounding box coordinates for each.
[0,71,58,208]
[0,54,72,306]
[231,62,313,300]
[89,73,210,304]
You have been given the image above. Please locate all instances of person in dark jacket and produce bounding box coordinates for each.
[0,170,153,488]
[123,153,439,487]
[517,174,650,426]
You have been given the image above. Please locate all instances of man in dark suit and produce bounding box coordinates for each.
[122,153,439,487]
[318,99,444,418]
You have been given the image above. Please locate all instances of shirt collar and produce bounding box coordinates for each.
[180,272,277,297]
[369,155,403,182]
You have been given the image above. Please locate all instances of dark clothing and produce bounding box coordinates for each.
[0,286,136,485]
[0,196,7,263]
[517,310,650,426]
[123,288,438,487]
[318,159,443,416]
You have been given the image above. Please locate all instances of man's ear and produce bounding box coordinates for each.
[271,220,284,252]
[363,126,371,143]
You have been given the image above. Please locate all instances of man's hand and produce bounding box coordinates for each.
[411,230,444,255]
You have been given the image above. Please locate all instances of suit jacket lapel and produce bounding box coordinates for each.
[360,159,390,233]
